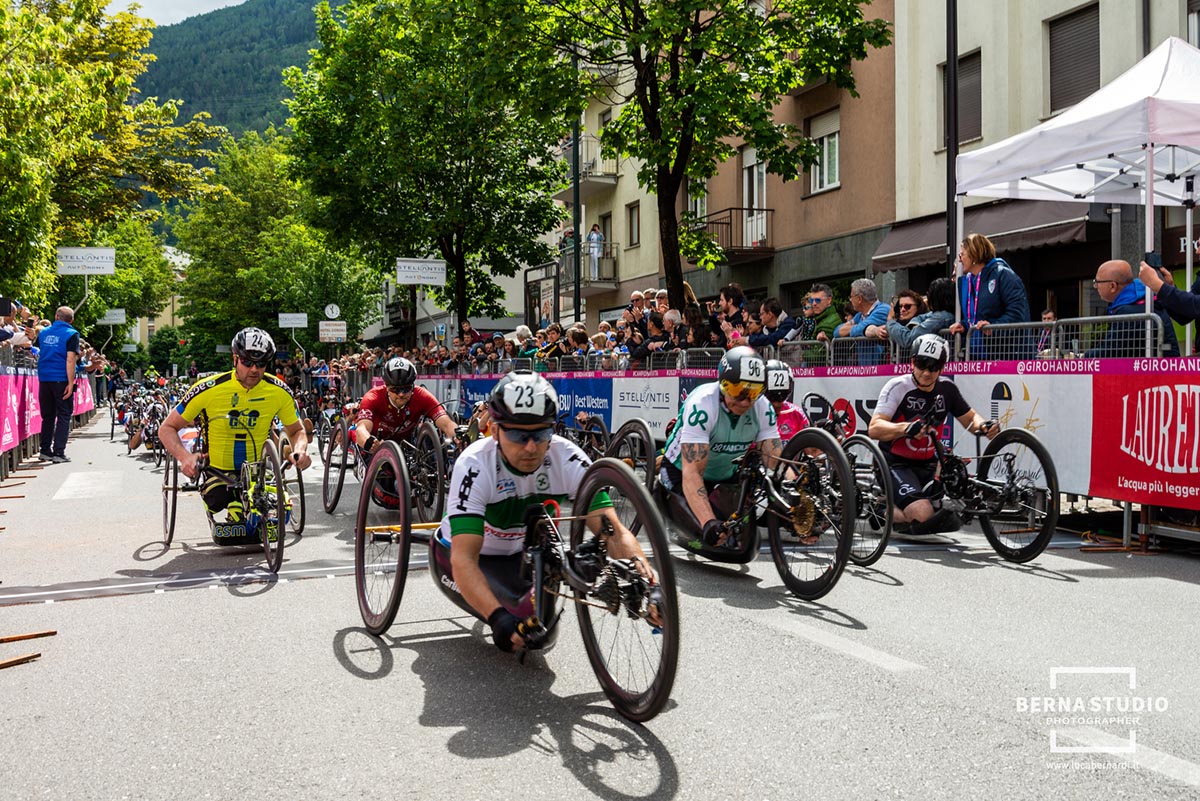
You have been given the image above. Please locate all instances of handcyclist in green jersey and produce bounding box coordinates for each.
[660,346,782,547]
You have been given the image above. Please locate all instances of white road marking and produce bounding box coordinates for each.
[52,471,123,501]
[1055,728,1200,787]
[758,615,926,672]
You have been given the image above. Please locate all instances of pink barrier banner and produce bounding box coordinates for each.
[0,374,16,452]
[0,373,93,453]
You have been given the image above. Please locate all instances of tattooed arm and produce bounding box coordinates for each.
[759,437,782,470]
[681,441,717,527]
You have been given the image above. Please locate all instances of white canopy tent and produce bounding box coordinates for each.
[957,36,1200,352]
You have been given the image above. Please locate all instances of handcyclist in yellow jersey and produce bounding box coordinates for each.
[160,328,312,527]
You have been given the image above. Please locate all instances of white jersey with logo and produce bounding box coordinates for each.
[438,434,600,556]
[663,381,779,482]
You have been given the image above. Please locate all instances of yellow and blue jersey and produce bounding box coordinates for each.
[176,371,297,471]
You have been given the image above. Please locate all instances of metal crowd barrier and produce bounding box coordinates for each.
[776,339,832,368]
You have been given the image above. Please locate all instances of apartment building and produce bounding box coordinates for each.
[877,0,1194,320]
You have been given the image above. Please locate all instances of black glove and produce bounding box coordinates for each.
[701,519,726,547]
[488,607,521,652]
[978,419,997,435]
[904,420,928,439]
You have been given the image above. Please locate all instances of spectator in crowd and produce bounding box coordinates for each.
[655,289,670,312]
[833,279,889,365]
[747,297,795,348]
[1085,259,1179,358]
[1036,308,1056,353]
[460,319,487,346]
[880,277,957,355]
[586,223,604,280]
[661,309,682,349]
[949,232,1033,359]
[708,283,746,349]
[792,281,849,366]
[536,322,571,363]
[626,290,649,337]
[1140,257,1200,327]
[632,311,671,364]
[37,306,81,463]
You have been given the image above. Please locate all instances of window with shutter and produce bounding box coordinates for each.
[941,51,982,145]
[1048,4,1100,114]
[808,109,840,193]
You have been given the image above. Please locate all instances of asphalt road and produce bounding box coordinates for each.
[2,414,1198,800]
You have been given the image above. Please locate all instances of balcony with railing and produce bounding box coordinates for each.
[685,207,775,264]
[558,241,620,297]
[553,134,620,203]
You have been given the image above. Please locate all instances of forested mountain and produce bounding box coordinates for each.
[138,0,345,135]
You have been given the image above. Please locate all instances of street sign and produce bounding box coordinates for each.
[56,247,116,275]
[120,344,137,352]
[319,320,347,343]
[396,258,447,286]
[98,309,126,325]
[279,313,308,328]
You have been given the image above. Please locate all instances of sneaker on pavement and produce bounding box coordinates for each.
[50,454,71,463]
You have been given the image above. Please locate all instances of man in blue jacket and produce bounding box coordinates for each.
[1139,260,1200,328]
[833,279,888,365]
[1085,260,1179,359]
[37,306,81,463]
[949,233,1033,360]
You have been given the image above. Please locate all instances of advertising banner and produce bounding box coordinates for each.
[396,258,447,286]
[611,375,678,438]
[56,247,116,275]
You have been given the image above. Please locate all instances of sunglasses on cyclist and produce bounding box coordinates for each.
[912,357,944,373]
[497,425,554,445]
[239,355,271,369]
[719,379,764,402]
[386,385,414,396]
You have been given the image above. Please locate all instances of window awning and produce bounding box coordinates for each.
[871,200,1091,272]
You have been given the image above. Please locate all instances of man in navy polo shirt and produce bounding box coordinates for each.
[37,307,81,463]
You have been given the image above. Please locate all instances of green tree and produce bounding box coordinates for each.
[148,325,183,372]
[174,127,381,350]
[284,0,573,329]
[545,0,891,309]
[51,217,178,353]
[0,0,223,307]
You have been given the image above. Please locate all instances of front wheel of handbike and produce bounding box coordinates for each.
[766,428,855,600]
[322,417,349,513]
[257,439,287,573]
[162,453,179,546]
[977,428,1059,563]
[278,433,306,536]
[410,420,445,523]
[570,458,678,722]
[354,441,412,636]
[843,434,893,567]
[604,418,657,494]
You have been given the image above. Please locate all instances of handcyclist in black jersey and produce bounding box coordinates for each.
[867,334,999,535]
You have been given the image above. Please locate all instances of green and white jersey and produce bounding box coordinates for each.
[439,434,608,556]
[663,381,779,482]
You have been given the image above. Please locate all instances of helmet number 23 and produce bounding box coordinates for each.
[506,383,540,412]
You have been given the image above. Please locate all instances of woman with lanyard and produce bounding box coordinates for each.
[948,232,1033,360]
